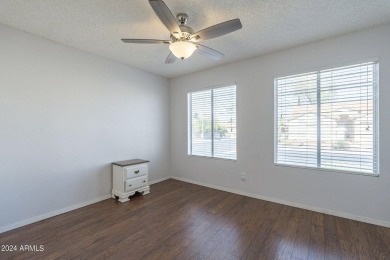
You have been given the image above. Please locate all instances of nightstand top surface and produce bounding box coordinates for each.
[112,159,149,167]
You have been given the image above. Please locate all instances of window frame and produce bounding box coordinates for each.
[274,60,379,176]
[187,84,237,161]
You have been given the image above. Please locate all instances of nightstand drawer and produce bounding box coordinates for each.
[125,175,148,192]
[125,164,147,179]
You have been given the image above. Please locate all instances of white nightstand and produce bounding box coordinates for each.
[111,159,150,203]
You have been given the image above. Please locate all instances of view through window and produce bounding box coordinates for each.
[275,62,378,175]
[188,85,237,160]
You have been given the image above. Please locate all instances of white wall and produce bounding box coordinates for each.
[0,24,170,231]
[170,23,390,226]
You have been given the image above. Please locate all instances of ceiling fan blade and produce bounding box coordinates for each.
[196,44,224,60]
[121,39,171,44]
[149,0,181,35]
[191,19,242,42]
[165,52,177,64]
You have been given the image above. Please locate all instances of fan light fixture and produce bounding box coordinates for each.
[169,41,197,60]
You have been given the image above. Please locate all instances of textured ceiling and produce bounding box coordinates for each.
[1,0,390,78]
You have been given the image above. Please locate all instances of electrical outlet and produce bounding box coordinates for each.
[241,172,246,181]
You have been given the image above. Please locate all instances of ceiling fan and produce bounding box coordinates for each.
[121,0,243,63]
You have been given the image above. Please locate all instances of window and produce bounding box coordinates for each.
[275,62,378,175]
[188,85,237,160]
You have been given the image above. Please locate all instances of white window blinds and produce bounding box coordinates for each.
[275,62,378,175]
[188,85,237,160]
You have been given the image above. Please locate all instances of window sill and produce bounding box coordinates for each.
[274,163,379,177]
[188,154,237,162]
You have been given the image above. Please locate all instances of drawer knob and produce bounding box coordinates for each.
[129,184,132,186]
[134,170,140,174]
[143,180,146,183]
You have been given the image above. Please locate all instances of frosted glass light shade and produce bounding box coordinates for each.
[169,41,197,59]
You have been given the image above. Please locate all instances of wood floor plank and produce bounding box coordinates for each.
[0,179,389,260]
[323,214,343,260]
[291,209,313,260]
[307,212,325,260]
[269,207,300,260]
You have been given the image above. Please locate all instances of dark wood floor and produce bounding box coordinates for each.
[1,179,389,260]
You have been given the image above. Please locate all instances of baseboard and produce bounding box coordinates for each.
[0,194,111,234]
[171,176,390,228]
[149,176,171,185]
